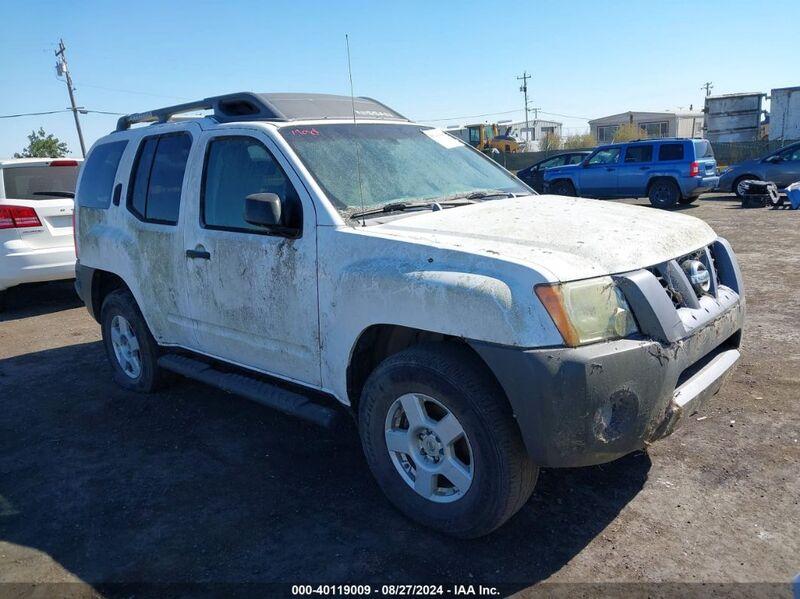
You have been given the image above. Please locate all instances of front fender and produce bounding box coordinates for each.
[317,227,562,403]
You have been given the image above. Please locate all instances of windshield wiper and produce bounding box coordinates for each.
[350,201,434,220]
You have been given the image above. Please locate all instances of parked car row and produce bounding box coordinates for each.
[520,138,800,208]
[540,138,719,209]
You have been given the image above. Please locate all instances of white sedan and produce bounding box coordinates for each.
[0,157,82,309]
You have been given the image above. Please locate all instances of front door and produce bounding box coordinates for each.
[182,130,321,386]
[766,144,800,188]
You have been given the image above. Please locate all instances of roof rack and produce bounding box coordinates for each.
[115,92,409,131]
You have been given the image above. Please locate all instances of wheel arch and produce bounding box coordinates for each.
[346,324,512,418]
[89,269,132,323]
[645,175,681,196]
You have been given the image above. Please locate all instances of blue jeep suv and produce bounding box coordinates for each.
[543,138,719,208]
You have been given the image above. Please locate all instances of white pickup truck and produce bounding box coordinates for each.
[74,92,744,538]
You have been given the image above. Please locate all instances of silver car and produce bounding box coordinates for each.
[718,142,800,197]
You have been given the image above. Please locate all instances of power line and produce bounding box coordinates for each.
[0,109,71,119]
[0,108,125,119]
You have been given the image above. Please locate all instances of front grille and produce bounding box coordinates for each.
[651,269,684,308]
[648,245,721,309]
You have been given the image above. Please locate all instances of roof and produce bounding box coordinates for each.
[589,110,703,125]
[116,92,409,131]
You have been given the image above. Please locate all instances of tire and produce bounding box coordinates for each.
[678,196,696,205]
[100,289,163,392]
[358,343,538,538]
[648,178,680,209]
[734,175,758,199]
[551,179,576,196]
[0,290,6,312]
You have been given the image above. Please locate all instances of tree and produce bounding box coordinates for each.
[539,131,562,152]
[612,123,646,142]
[563,133,597,149]
[14,128,69,158]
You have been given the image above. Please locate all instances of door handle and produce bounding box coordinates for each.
[639,166,649,171]
[186,248,211,260]
[606,167,616,171]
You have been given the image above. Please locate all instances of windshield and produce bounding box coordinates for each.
[280,123,529,216]
[2,165,79,200]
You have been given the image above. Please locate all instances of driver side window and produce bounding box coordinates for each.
[779,146,800,162]
[201,136,302,234]
[588,148,621,165]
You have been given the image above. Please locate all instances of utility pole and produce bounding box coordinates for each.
[55,39,86,157]
[517,71,531,147]
[701,81,714,97]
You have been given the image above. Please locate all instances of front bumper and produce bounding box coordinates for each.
[0,241,76,291]
[471,238,744,468]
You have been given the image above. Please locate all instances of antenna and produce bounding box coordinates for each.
[346,34,367,227]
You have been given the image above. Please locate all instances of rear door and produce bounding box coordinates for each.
[617,144,654,196]
[0,160,80,249]
[121,127,197,348]
[579,147,621,197]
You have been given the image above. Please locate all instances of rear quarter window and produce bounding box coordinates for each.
[77,141,128,208]
[658,143,685,161]
[693,140,714,159]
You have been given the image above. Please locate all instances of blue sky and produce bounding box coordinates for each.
[1,0,798,157]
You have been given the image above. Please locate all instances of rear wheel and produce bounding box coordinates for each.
[551,179,576,196]
[100,289,163,392]
[0,290,6,312]
[678,196,696,205]
[358,343,538,538]
[648,178,680,209]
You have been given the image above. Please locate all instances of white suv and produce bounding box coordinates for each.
[74,92,744,537]
[0,158,82,309]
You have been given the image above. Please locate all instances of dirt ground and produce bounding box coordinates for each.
[0,194,797,596]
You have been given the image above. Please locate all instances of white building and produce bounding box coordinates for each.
[589,111,704,144]
[504,119,562,151]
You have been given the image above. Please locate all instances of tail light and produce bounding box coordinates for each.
[0,205,42,229]
[689,161,700,177]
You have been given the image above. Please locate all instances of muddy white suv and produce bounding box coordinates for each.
[75,92,744,537]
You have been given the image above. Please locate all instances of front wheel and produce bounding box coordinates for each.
[648,179,680,209]
[358,343,538,538]
[551,179,576,196]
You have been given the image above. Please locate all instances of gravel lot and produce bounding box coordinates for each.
[0,194,797,595]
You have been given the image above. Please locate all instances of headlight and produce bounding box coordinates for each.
[535,277,638,347]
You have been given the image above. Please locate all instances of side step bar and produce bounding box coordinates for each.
[158,354,341,429]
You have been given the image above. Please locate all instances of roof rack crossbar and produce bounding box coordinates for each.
[116,98,215,131]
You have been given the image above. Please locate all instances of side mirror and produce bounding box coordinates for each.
[765,155,782,163]
[244,193,282,227]
[581,161,590,167]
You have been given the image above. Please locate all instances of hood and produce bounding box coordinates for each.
[372,195,717,281]
[545,164,581,175]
